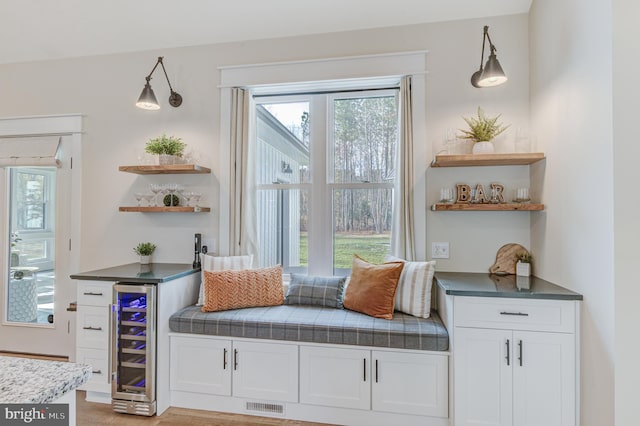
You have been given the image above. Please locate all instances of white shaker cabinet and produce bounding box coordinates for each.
[372,350,448,417]
[75,280,114,402]
[449,296,579,426]
[299,345,448,417]
[232,340,299,403]
[299,345,371,410]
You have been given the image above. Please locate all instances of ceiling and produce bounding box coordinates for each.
[0,0,531,65]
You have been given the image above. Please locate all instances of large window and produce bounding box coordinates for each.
[255,89,399,275]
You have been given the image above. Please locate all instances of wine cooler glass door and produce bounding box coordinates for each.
[112,284,156,403]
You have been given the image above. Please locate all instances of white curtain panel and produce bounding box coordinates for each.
[391,76,416,260]
[229,88,258,259]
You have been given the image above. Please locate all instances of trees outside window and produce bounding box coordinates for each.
[255,89,399,275]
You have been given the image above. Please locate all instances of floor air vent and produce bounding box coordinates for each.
[245,401,285,416]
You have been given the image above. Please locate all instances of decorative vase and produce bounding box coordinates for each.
[472,141,495,154]
[158,154,180,165]
[140,255,151,265]
[516,261,531,277]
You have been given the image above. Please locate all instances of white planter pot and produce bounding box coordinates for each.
[472,141,495,154]
[140,255,151,265]
[158,154,180,165]
[516,261,531,277]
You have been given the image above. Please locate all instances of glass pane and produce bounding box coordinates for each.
[257,102,310,184]
[7,168,56,324]
[333,188,392,275]
[332,95,398,184]
[257,188,308,274]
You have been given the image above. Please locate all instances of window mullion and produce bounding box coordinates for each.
[307,95,332,275]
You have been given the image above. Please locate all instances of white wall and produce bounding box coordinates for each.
[529,1,614,425]
[612,1,640,425]
[0,14,530,271]
[424,14,532,271]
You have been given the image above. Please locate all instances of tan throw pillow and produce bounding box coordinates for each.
[386,255,436,319]
[202,265,284,312]
[343,255,404,320]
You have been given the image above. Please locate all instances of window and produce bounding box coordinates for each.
[254,88,399,275]
[7,167,57,323]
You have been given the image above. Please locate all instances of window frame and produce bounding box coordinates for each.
[218,52,428,262]
[254,88,399,276]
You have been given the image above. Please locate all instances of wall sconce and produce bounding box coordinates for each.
[470,26,508,88]
[136,56,183,110]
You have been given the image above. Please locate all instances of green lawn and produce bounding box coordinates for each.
[299,232,391,268]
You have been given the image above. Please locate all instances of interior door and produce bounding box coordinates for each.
[0,129,80,358]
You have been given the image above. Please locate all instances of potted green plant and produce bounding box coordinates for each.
[515,251,532,277]
[459,107,510,154]
[144,134,186,165]
[134,242,157,264]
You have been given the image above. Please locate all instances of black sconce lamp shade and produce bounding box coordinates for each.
[136,56,183,110]
[471,26,508,88]
[136,80,160,110]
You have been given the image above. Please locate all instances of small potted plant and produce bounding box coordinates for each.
[515,251,532,277]
[459,107,510,154]
[144,134,186,165]
[134,242,157,265]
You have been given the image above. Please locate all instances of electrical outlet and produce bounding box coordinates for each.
[432,242,450,259]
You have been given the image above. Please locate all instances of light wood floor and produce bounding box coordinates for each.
[76,391,333,426]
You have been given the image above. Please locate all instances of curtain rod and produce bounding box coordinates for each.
[252,86,399,99]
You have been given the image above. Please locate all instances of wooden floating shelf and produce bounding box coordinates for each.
[118,164,211,174]
[119,206,211,213]
[431,203,545,212]
[431,153,545,167]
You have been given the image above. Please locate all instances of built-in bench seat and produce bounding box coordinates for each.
[169,304,449,351]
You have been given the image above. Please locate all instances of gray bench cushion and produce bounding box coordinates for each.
[169,305,449,352]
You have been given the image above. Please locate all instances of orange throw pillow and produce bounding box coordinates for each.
[343,255,404,320]
[202,265,284,312]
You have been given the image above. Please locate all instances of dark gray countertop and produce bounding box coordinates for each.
[70,262,199,284]
[435,272,583,300]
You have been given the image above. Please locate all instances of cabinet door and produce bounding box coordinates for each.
[512,331,575,426]
[170,336,231,396]
[232,340,298,402]
[454,327,513,426]
[76,305,110,349]
[300,346,371,410]
[372,350,448,417]
[76,348,110,393]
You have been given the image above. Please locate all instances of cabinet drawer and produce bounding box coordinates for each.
[454,296,575,333]
[76,348,110,393]
[77,281,112,306]
[77,305,110,349]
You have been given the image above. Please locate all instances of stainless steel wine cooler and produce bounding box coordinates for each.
[111,284,157,416]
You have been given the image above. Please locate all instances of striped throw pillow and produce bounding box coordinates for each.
[196,254,253,306]
[202,265,284,312]
[386,255,436,319]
